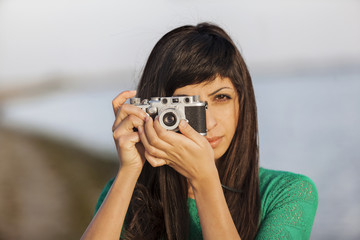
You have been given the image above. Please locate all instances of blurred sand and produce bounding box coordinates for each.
[0,127,118,240]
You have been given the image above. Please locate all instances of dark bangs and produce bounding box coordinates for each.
[137,24,238,99]
[165,30,237,95]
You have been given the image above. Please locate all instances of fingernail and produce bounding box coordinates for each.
[179,120,187,127]
[138,125,143,134]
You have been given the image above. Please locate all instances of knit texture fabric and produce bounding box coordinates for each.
[95,167,318,239]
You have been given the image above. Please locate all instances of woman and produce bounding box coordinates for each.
[81,23,318,240]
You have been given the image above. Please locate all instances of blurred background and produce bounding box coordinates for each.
[1,0,359,239]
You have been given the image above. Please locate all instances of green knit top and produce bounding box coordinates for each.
[94,168,318,239]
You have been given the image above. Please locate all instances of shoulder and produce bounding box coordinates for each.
[259,167,318,213]
[259,167,318,204]
[257,168,318,239]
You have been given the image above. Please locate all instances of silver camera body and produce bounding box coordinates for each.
[130,95,207,135]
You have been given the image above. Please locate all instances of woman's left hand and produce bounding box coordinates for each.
[138,116,217,184]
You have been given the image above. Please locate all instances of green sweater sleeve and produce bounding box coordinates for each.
[256,168,318,239]
[94,178,115,215]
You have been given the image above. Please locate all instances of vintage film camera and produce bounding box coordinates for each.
[130,95,207,135]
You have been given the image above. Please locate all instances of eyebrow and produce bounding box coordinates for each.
[208,87,232,96]
[173,87,233,97]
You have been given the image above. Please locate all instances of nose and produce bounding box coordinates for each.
[206,106,217,131]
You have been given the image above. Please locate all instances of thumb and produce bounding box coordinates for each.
[178,120,203,143]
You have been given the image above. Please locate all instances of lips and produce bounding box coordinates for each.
[206,136,223,148]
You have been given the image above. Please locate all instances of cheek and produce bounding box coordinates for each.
[217,107,238,136]
[224,103,239,142]
[233,103,240,129]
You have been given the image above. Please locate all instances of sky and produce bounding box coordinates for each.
[0,0,359,88]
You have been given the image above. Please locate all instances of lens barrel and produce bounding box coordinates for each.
[162,112,177,127]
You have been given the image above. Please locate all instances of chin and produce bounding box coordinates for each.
[214,150,226,162]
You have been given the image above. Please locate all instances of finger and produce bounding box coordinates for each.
[112,90,137,116]
[113,114,144,136]
[144,150,167,167]
[143,116,173,150]
[114,131,141,149]
[152,117,196,146]
[113,105,147,131]
[153,116,179,141]
[178,119,206,144]
[138,123,169,159]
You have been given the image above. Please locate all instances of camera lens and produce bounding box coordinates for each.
[162,112,177,127]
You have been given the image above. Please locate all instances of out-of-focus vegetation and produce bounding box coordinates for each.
[0,126,118,240]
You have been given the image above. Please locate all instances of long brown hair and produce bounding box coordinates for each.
[124,23,260,240]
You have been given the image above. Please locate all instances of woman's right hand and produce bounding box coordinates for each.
[81,90,146,240]
[112,90,148,172]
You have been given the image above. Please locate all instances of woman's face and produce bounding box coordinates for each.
[173,76,239,161]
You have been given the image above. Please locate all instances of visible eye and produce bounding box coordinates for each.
[214,94,231,102]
